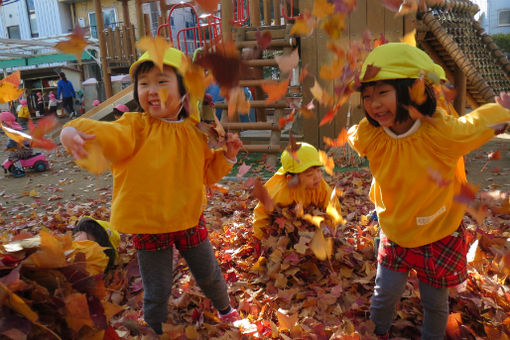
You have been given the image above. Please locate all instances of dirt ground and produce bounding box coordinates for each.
[0,127,509,220]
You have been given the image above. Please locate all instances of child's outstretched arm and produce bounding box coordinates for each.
[60,126,95,159]
[495,92,510,109]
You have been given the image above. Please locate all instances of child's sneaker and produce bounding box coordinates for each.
[218,308,240,323]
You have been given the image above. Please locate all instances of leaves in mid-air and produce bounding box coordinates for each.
[54,26,88,63]
[0,71,24,104]
[136,35,172,72]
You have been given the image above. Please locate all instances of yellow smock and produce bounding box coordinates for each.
[17,106,30,119]
[348,103,510,247]
[65,113,233,234]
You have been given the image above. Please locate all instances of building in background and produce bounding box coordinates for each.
[472,0,510,35]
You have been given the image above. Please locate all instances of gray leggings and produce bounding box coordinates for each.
[137,238,230,330]
[370,264,449,340]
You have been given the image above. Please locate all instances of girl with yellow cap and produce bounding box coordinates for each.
[253,142,343,239]
[348,42,510,339]
[60,47,243,335]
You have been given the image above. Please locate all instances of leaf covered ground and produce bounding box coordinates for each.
[1,137,510,340]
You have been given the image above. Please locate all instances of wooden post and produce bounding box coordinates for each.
[144,13,151,36]
[135,0,145,39]
[250,0,260,27]
[120,0,131,25]
[94,0,113,98]
[273,0,281,25]
[263,0,271,25]
[454,68,466,115]
[222,0,233,41]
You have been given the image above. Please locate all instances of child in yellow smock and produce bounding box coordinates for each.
[347,42,510,339]
[253,142,343,240]
[60,47,243,335]
[17,99,30,129]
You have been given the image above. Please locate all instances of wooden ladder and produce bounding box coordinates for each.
[214,25,298,154]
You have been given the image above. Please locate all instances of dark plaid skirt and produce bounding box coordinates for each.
[378,225,468,288]
[132,215,208,251]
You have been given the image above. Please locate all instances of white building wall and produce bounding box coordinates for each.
[34,0,68,37]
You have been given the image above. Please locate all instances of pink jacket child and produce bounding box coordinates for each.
[48,92,58,115]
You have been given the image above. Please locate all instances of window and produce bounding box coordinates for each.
[499,10,510,26]
[26,0,38,37]
[88,9,117,39]
[7,26,21,39]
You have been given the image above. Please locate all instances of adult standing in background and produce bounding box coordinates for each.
[57,72,77,118]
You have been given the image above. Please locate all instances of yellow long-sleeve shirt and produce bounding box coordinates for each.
[17,106,30,119]
[348,103,510,247]
[253,174,342,239]
[65,113,233,234]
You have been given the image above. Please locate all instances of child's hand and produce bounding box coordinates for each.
[60,126,95,159]
[225,132,242,161]
[495,92,510,110]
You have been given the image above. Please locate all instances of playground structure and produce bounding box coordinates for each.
[89,0,510,149]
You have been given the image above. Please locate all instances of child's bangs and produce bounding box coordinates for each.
[135,61,179,78]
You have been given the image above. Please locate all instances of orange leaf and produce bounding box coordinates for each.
[319,150,335,175]
[446,313,462,340]
[28,115,58,150]
[319,59,345,81]
[310,80,333,106]
[23,231,67,269]
[65,293,94,332]
[409,75,427,105]
[195,0,220,13]
[181,56,210,103]
[289,11,316,36]
[136,35,172,72]
[319,97,349,126]
[194,42,242,89]
[323,128,348,148]
[225,87,250,120]
[54,26,88,63]
[0,81,24,104]
[321,13,347,40]
[312,0,335,18]
[488,150,501,160]
[275,49,299,74]
[401,28,417,46]
[286,132,301,162]
[262,78,290,104]
[278,110,295,129]
[276,309,298,331]
[299,64,310,83]
[454,182,480,205]
[255,31,272,49]
[0,282,39,322]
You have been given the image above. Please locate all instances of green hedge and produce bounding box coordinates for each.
[491,33,510,54]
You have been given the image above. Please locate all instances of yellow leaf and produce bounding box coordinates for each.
[319,58,345,81]
[0,282,39,322]
[182,55,211,101]
[277,309,298,331]
[158,88,169,111]
[400,28,416,46]
[327,198,345,226]
[54,26,88,63]
[71,240,109,275]
[1,124,31,144]
[310,229,333,260]
[303,214,324,228]
[185,325,199,339]
[0,83,24,104]
[23,231,67,269]
[29,189,40,197]
[225,86,250,120]
[65,293,94,333]
[310,80,333,106]
[136,35,172,72]
[102,301,125,321]
[321,13,347,40]
[319,150,335,175]
[290,17,314,36]
[74,140,110,175]
[313,0,335,18]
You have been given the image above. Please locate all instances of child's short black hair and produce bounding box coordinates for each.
[73,218,116,272]
[113,108,123,118]
[360,78,437,127]
[132,61,189,119]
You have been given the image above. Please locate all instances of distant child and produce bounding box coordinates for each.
[60,47,243,335]
[112,104,129,120]
[253,142,342,240]
[47,91,58,115]
[72,216,120,272]
[36,91,45,116]
[347,43,510,339]
[16,99,30,129]
[57,72,77,118]
[92,99,101,107]
[1,111,32,175]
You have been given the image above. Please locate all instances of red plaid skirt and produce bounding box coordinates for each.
[378,225,467,288]
[132,215,208,251]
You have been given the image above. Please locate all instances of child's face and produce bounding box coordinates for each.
[297,166,322,189]
[74,231,96,242]
[362,82,398,128]
[137,65,182,120]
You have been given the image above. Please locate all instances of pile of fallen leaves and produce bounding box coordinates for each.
[1,168,510,339]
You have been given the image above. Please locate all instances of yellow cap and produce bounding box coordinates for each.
[79,217,120,260]
[277,142,323,174]
[129,47,185,80]
[433,63,447,82]
[360,43,437,82]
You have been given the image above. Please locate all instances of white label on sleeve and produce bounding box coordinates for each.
[416,205,446,226]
